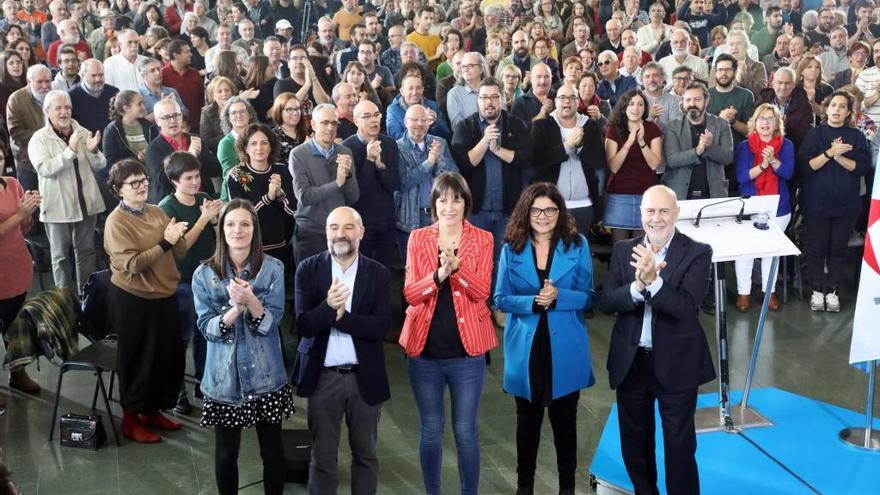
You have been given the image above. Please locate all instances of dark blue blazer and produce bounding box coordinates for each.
[598,232,716,392]
[294,251,391,405]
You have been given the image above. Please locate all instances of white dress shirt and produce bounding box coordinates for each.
[323,254,360,366]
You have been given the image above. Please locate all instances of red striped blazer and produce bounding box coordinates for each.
[399,221,498,357]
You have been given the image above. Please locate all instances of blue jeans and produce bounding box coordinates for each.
[407,355,486,495]
[176,282,206,382]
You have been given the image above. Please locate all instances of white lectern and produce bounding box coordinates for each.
[676,196,801,433]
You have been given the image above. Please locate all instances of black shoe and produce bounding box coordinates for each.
[174,394,192,415]
[515,487,534,495]
[558,489,575,495]
[193,381,203,400]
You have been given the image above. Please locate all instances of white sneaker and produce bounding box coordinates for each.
[825,291,840,312]
[810,291,825,311]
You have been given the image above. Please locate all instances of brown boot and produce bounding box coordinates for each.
[122,411,161,443]
[735,295,751,312]
[9,369,40,394]
[767,293,780,312]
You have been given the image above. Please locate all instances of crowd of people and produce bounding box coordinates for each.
[0,0,878,493]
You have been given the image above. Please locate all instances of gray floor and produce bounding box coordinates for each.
[1,257,874,494]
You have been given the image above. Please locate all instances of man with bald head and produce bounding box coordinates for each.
[290,104,359,263]
[511,63,555,126]
[69,59,118,138]
[658,28,708,82]
[599,184,715,495]
[342,100,401,268]
[294,205,391,495]
[47,18,92,67]
[395,104,457,260]
[531,83,606,234]
[332,82,360,140]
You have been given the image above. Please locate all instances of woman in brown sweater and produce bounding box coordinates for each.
[103,159,190,443]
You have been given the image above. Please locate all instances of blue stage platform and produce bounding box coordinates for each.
[589,388,880,494]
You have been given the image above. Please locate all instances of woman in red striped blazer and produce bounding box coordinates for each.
[399,172,497,495]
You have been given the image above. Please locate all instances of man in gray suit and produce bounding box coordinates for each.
[661,81,734,201]
[661,81,733,315]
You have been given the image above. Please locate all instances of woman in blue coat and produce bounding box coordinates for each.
[494,182,596,495]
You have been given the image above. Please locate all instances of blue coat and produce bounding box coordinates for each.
[494,236,596,401]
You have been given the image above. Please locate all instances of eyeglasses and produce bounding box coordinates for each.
[597,60,613,66]
[460,63,479,69]
[715,67,734,73]
[123,177,150,189]
[360,111,383,120]
[556,95,578,102]
[673,76,692,82]
[229,109,249,116]
[756,116,776,124]
[529,207,559,218]
[478,94,502,101]
[284,106,302,113]
[156,112,182,121]
[289,55,307,61]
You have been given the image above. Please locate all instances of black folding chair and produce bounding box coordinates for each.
[48,270,120,446]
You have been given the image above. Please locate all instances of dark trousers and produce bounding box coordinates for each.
[359,225,396,269]
[514,391,580,490]
[214,421,285,495]
[569,206,595,237]
[0,292,27,336]
[294,227,328,267]
[307,368,382,495]
[616,349,699,495]
[804,214,857,291]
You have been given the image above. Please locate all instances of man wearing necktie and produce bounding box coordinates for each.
[598,185,716,494]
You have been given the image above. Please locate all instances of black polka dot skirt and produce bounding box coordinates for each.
[201,385,295,428]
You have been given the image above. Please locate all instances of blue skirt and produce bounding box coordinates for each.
[603,193,643,230]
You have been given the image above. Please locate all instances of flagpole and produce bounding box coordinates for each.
[839,360,880,451]
[864,361,876,448]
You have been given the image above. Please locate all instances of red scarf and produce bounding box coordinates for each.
[748,133,783,197]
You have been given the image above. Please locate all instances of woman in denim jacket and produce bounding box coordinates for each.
[192,198,291,495]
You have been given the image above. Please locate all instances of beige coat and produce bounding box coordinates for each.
[28,119,107,223]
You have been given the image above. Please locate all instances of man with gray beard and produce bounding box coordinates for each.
[7,65,52,191]
[70,59,119,137]
[294,206,391,495]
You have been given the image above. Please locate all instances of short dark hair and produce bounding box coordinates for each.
[429,172,472,221]
[714,53,738,72]
[164,151,202,184]
[417,5,435,17]
[57,44,78,59]
[189,26,209,40]
[108,159,149,196]
[235,123,280,165]
[503,182,582,253]
[479,76,502,91]
[167,39,188,59]
[765,6,782,18]
[684,81,710,99]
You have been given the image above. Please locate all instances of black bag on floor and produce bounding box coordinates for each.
[60,413,106,450]
[282,428,311,483]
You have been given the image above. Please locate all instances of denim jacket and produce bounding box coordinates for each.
[192,255,288,406]
[394,132,457,232]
